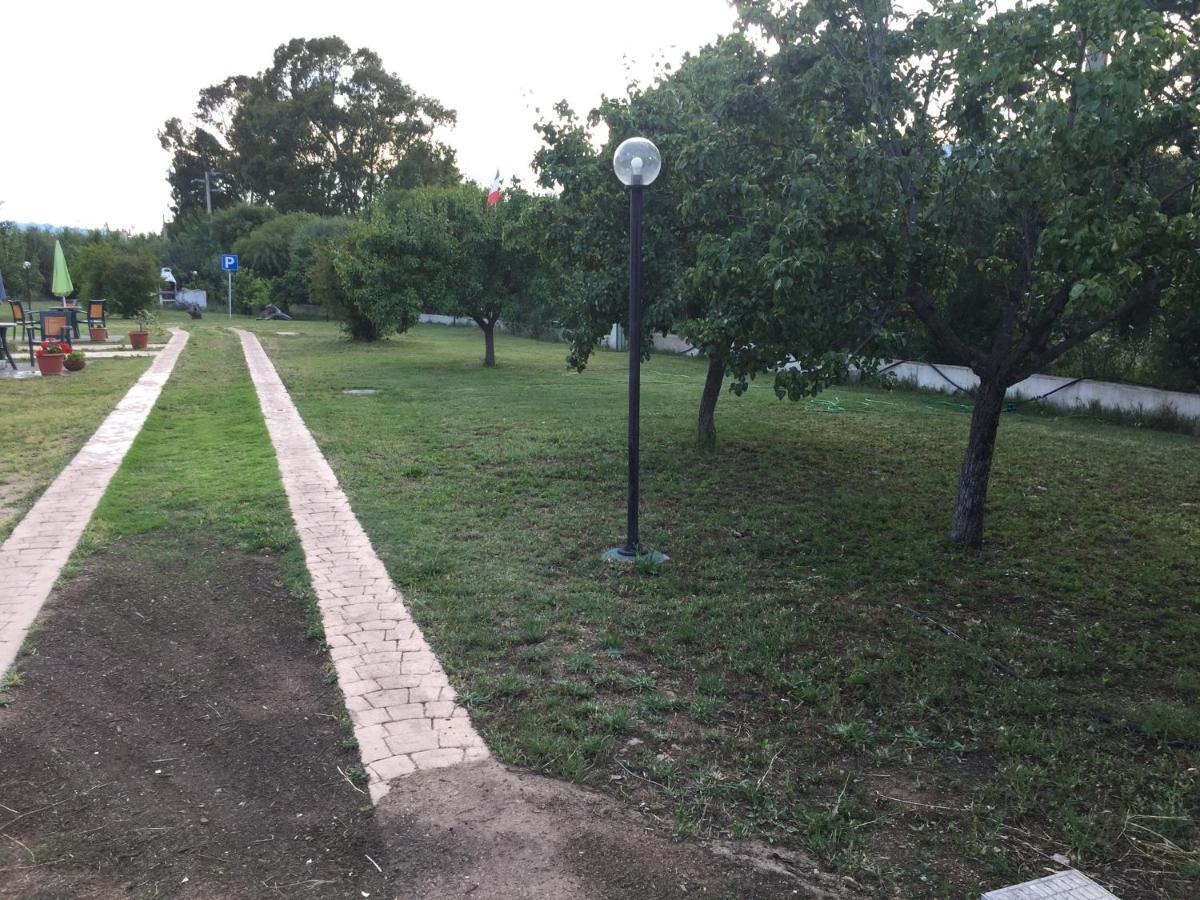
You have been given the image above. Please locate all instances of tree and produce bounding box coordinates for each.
[74,243,120,299]
[369,183,550,366]
[159,203,278,300]
[211,204,279,253]
[234,212,318,280]
[158,118,241,218]
[161,213,220,294]
[497,190,568,340]
[740,0,1200,546]
[0,222,45,303]
[106,255,158,317]
[274,216,351,310]
[534,36,888,447]
[160,37,458,218]
[321,220,422,342]
[2,224,162,302]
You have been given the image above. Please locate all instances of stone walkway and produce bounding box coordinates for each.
[236,329,487,803]
[0,328,190,677]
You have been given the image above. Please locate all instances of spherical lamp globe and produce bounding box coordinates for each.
[613,137,662,186]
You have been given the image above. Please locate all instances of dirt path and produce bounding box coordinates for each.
[0,535,844,899]
[0,536,390,899]
[374,759,845,899]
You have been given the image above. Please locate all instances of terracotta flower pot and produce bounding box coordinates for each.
[89,326,108,342]
[129,330,150,350]
[37,353,66,376]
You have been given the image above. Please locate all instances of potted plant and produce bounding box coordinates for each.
[89,324,108,342]
[128,308,155,350]
[35,340,69,376]
[64,349,86,372]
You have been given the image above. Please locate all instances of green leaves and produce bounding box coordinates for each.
[749,0,1199,382]
[161,36,458,218]
[533,33,891,430]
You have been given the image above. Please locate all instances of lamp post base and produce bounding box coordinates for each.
[601,546,669,564]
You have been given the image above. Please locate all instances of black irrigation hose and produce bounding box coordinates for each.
[927,362,976,396]
[1008,377,1086,408]
[899,605,1200,751]
[884,361,1096,413]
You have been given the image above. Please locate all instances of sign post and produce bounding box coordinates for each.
[220,254,239,319]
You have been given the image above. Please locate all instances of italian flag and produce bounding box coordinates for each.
[487,170,502,206]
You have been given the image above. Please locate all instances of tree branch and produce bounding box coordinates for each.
[1019,272,1169,378]
[907,279,987,371]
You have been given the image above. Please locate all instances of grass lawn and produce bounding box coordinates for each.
[76,320,314,618]
[0,357,152,540]
[246,319,1199,898]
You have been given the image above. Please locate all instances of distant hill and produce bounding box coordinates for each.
[6,222,135,235]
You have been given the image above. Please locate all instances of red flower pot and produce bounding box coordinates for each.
[37,353,66,376]
[89,326,108,342]
[129,330,150,350]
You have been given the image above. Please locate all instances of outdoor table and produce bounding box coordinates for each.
[0,323,16,369]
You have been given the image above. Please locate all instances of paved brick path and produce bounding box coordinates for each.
[237,330,487,803]
[0,329,190,677]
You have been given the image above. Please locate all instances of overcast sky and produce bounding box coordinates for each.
[0,0,739,234]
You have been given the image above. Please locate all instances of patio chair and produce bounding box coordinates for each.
[85,300,107,330]
[54,304,81,339]
[8,299,39,342]
[38,310,74,347]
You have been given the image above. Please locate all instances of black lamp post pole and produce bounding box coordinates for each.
[23,266,33,366]
[622,176,645,558]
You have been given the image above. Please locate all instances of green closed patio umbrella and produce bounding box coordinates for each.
[49,239,77,343]
[51,240,74,304]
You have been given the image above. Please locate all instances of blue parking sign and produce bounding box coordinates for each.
[221,254,239,272]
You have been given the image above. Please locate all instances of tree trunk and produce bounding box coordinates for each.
[482,320,496,367]
[949,375,1008,548]
[697,355,726,449]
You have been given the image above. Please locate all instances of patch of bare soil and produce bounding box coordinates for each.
[0,537,389,899]
[374,760,849,899]
[0,536,849,899]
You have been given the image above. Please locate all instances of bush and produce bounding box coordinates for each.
[75,243,120,299]
[316,222,420,341]
[106,255,158,317]
[232,272,272,315]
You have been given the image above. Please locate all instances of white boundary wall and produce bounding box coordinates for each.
[418,315,1199,421]
[881,360,1200,419]
[419,313,515,332]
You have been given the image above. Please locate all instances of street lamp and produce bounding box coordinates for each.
[21,260,31,311]
[602,137,668,564]
[21,261,33,367]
